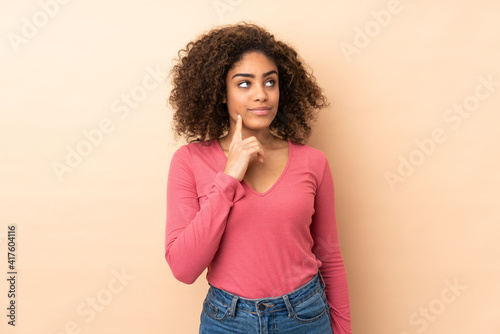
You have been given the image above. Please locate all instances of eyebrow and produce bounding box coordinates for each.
[231,70,278,80]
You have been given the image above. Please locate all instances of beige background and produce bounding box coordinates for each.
[1,0,499,333]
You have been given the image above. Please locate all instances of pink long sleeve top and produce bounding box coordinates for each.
[165,139,351,333]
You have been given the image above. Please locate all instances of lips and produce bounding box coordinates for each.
[248,106,272,115]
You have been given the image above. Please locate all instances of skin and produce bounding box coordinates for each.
[218,52,289,193]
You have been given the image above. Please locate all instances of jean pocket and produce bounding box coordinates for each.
[202,296,230,321]
[291,290,329,324]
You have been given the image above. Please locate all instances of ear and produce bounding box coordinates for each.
[222,94,227,104]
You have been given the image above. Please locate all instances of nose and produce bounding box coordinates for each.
[253,83,268,102]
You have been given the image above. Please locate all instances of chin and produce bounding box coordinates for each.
[242,118,274,130]
[244,113,276,125]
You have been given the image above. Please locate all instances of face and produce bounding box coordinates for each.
[223,51,279,131]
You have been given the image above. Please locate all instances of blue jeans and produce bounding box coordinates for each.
[199,272,333,334]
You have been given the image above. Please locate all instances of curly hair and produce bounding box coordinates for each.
[168,22,328,144]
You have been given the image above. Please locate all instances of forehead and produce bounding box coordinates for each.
[229,51,278,73]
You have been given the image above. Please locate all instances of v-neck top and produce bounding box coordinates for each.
[165,139,351,334]
[214,138,292,196]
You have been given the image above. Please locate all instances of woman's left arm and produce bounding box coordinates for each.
[310,156,352,334]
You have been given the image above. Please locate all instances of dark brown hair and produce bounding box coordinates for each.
[168,22,328,143]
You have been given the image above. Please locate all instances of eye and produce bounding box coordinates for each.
[238,81,250,88]
[265,79,276,87]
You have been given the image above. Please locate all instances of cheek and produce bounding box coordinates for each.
[226,90,246,110]
[225,99,242,120]
[270,88,279,103]
[226,98,239,114]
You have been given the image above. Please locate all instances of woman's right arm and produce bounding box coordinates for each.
[165,146,245,284]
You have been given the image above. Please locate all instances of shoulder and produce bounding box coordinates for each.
[170,139,223,176]
[172,139,218,160]
[290,141,328,165]
[290,142,332,184]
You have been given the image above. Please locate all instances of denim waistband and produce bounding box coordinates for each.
[207,271,326,318]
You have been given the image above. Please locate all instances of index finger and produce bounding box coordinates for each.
[232,114,242,142]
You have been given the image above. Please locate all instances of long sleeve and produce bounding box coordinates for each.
[310,157,351,334]
[165,145,245,284]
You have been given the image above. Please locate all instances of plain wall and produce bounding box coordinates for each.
[1,0,499,333]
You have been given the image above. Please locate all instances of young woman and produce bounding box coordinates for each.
[166,22,351,334]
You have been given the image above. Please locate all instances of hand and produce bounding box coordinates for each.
[223,115,265,181]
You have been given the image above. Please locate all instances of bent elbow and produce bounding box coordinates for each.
[165,252,198,285]
[170,267,198,284]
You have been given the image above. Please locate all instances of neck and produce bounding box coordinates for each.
[241,128,275,146]
[219,126,277,150]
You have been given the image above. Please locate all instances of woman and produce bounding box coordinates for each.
[166,22,351,334]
